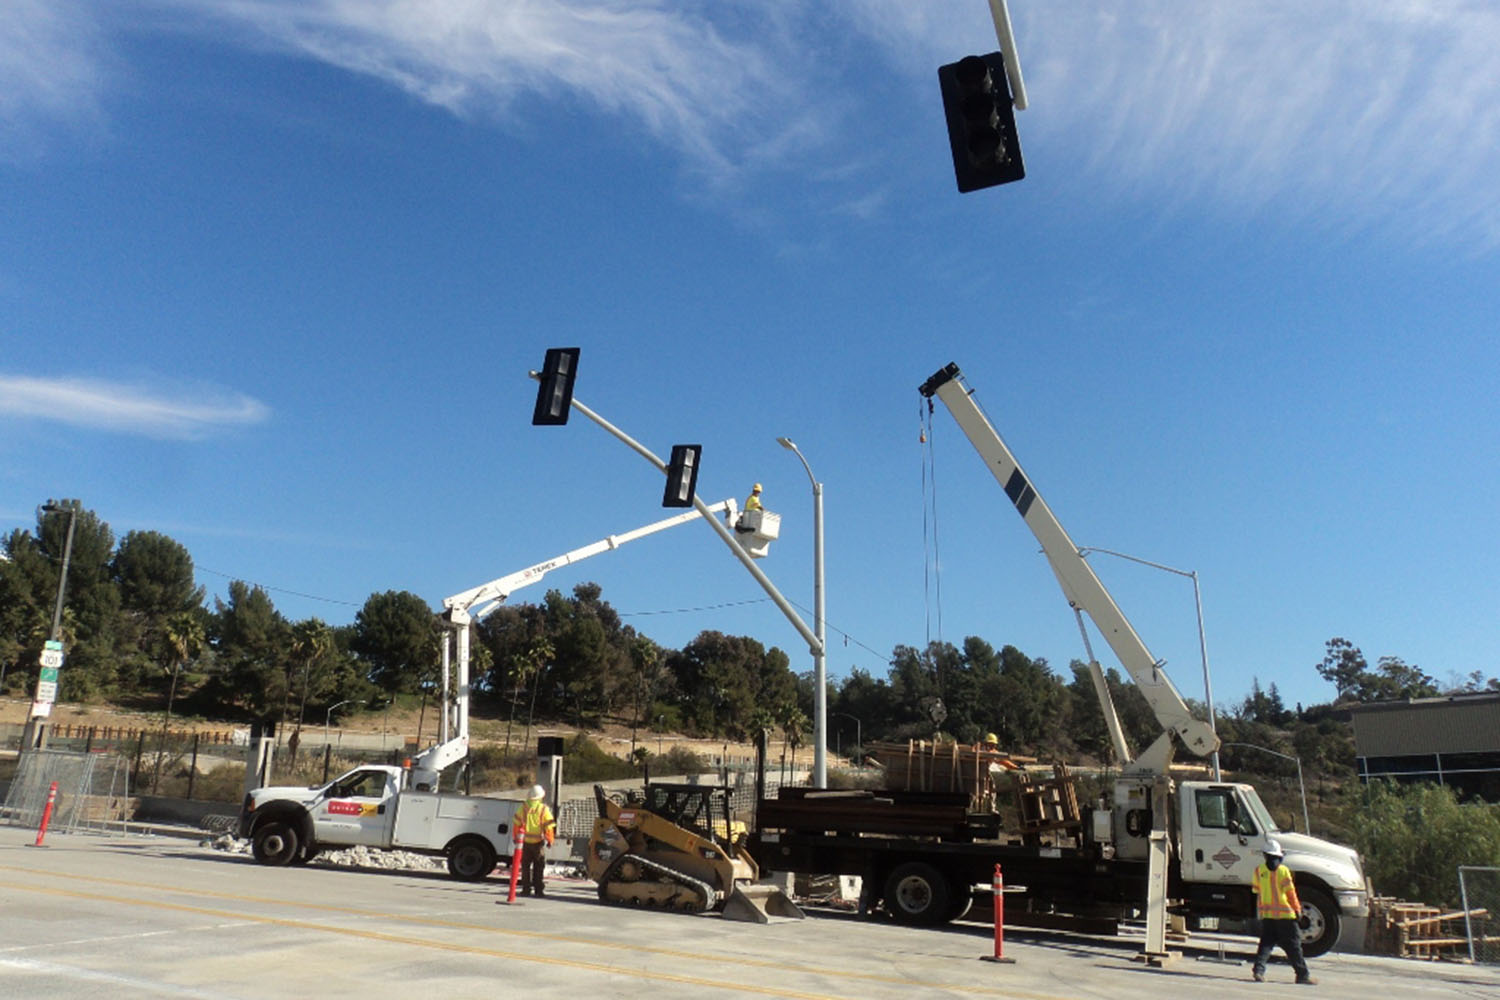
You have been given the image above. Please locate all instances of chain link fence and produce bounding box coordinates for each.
[1459,866,1500,964]
[0,749,131,833]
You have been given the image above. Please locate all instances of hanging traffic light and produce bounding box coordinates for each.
[662,444,701,508]
[937,52,1024,192]
[531,347,580,425]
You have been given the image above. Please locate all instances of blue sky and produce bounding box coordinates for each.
[3,1,1498,718]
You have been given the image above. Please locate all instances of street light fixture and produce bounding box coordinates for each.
[1078,546,1220,780]
[325,699,364,742]
[777,436,827,788]
[832,711,861,764]
[1223,742,1311,836]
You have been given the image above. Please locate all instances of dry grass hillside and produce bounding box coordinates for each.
[0,696,809,769]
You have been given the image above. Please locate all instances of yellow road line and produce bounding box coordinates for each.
[0,869,1068,1000]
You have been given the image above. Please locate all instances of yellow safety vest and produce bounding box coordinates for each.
[514,800,555,845]
[1253,863,1301,920]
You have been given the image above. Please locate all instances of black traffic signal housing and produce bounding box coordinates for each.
[662,444,701,508]
[532,347,580,425]
[938,52,1024,192]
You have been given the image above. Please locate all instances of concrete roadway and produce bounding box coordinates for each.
[1,827,1496,1000]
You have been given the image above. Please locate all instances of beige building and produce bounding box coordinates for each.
[1349,692,1500,801]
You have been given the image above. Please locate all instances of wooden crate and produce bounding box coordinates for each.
[1011,763,1082,834]
[866,739,1031,812]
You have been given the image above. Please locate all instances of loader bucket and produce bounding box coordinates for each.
[721,882,805,923]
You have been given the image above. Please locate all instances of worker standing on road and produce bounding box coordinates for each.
[744,483,763,512]
[514,785,556,898]
[1251,839,1316,985]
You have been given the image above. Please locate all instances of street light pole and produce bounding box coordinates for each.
[1079,546,1220,780]
[325,699,362,742]
[1224,742,1311,835]
[778,437,826,788]
[24,501,78,751]
[833,712,861,763]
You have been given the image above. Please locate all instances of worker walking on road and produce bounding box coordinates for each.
[1251,839,1316,985]
[514,784,556,898]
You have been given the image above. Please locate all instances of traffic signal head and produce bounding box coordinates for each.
[531,347,580,425]
[938,52,1024,192]
[662,444,701,508]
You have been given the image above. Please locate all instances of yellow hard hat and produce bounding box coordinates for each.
[984,733,999,745]
[752,483,762,492]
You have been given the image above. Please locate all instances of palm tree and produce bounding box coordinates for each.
[153,612,205,792]
[289,619,333,763]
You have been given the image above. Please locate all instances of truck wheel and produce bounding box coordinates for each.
[447,838,497,881]
[883,862,953,925]
[1298,887,1340,957]
[251,821,300,866]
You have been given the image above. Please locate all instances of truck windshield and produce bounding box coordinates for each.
[1239,789,1280,835]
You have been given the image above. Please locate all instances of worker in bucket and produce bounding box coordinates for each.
[1251,839,1316,985]
[514,785,556,898]
[744,483,763,512]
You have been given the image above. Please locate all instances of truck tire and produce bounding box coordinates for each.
[251,821,300,866]
[447,837,497,881]
[1298,887,1340,957]
[883,862,953,926]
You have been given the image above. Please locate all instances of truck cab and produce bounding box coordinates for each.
[1175,780,1367,953]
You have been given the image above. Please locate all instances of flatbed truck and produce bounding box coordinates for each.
[748,363,1367,957]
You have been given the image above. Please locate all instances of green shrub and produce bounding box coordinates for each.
[654,745,708,776]
[564,734,639,783]
[1345,780,1500,908]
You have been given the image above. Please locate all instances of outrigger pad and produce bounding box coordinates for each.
[721,883,805,923]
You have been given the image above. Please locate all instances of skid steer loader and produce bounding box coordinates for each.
[586,782,804,923]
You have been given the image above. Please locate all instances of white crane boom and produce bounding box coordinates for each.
[920,363,1218,774]
[411,500,739,789]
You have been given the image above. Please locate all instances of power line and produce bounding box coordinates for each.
[196,566,362,607]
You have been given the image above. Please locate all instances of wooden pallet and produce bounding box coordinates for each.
[1366,894,1491,959]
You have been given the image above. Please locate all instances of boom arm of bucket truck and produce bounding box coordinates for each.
[919,364,1218,775]
[412,500,742,789]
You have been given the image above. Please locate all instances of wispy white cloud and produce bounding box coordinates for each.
[158,0,816,177]
[0,374,270,439]
[5,1,1500,245]
[0,0,110,161]
[1010,0,1500,246]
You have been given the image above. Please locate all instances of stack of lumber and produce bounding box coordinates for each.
[866,739,1033,812]
[1366,894,1490,959]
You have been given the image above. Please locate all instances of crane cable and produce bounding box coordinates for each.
[920,397,943,648]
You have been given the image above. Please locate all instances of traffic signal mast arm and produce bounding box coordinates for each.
[919,364,1219,775]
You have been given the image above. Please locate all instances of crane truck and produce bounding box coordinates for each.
[747,364,1367,957]
[239,501,764,880]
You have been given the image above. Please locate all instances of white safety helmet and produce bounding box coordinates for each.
[528,784,545,800]
[1263,839,1285,858]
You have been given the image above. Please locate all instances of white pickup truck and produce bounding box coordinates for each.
[238,764,525,880]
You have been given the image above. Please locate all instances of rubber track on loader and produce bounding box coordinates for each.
[594,851,717,913]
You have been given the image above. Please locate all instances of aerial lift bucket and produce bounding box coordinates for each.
[722,882,805,923]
